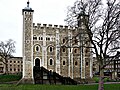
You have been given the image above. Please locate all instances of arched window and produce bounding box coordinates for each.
[39,37,43,40]
[75,61,78,66]
[49,46,53,52]
[74,48,77,53]
[86,62,89,66]
[36,46,39,51]
[35,45,40,52]
[63,61,65,65]
[35,58,40,67]
[33,35,37,40]
[50,59,54,65]
[63,39,65,43]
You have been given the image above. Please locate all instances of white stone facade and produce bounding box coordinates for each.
[22,1,93,83]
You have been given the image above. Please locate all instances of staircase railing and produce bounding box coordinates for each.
[33,66,77,85]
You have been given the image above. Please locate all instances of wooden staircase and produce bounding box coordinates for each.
[33,66,77,85]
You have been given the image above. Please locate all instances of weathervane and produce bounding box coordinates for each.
[27,0,30,7]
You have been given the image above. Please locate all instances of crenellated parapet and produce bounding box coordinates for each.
[33,23,76,30]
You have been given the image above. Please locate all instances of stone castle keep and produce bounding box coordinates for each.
[22,1,93,83]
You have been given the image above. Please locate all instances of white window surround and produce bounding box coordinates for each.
[49,46,53,52]
[34,45,40,52]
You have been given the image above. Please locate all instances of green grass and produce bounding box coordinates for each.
[0,74,22,82]
[0,84,120,90]
[93,76,110,83]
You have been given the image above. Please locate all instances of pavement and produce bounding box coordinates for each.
[83,82,120,85]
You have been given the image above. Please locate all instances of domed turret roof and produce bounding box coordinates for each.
[24,0,32,10]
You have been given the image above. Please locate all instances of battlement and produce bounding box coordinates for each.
[33,23,75,30]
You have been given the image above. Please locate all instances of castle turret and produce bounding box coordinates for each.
[77,11,89,27]
[77,12,93,79]
[22,0,34,84]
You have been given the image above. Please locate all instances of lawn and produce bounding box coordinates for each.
[0,75,120,90]
[0,74,22,82]
[0,84,120,90]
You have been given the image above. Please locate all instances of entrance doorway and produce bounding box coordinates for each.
[35,58,40,67]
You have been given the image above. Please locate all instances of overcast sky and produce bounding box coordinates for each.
[0,0,76,57]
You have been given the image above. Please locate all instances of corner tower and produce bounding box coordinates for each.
[77,12,93,79]
[22,1,34,83]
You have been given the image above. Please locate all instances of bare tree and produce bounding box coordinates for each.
[65,0,120,90]
[0,39,16,74]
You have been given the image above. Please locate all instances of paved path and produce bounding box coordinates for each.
[83,82,120,85]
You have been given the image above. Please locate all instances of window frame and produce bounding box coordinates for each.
[35,45,40,52]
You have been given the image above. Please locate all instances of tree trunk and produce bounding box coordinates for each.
[98,69,104,90]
